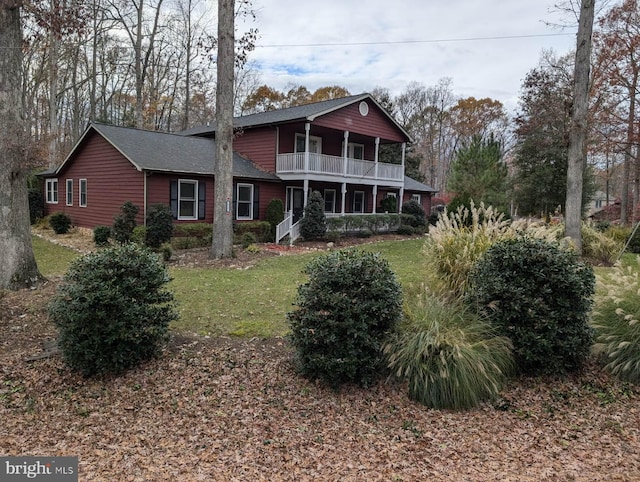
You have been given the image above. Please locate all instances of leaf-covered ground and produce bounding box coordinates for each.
[2,283,640,481]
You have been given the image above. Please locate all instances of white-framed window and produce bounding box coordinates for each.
[353,191,365,213]
[46,179,58,204]
[347,142,365,160]
[295,133,322,154]
[386,192,397,199]
[324,189,336,213]
[178,179,198,220]
[79,179,87,207]
[236,183,254,220]
[411,194,421,204]
[66,179,73,206]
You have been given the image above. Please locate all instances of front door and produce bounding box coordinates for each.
[286,187,305,223]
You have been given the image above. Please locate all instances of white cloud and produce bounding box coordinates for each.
[241,0,578,112]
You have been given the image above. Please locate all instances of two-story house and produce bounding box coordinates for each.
[41,93,436,241]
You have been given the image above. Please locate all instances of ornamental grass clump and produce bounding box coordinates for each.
[468,237,595,376]
[423,201,511,298]
[287,249,403,387]
[49,243,178,376]
[592,258,640,384]
[384,290,514,410]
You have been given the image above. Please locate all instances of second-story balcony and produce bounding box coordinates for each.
[276,152,404,185]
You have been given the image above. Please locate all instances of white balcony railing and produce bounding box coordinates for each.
[276,153,403,182]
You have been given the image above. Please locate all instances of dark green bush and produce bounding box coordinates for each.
[380,195,397,213]
[28,188,44,225]
[49,243,178,377]
[241,231,257,248]
[93,225,111,247]
[300,191,326,241]
[146,204,174,249]
[132,226,147,246]
[266,199,285,241]
[397,224,415,235]
[112,201,139,244]
[234,221,271,243]
[49,212,72,234]
[173,222,212,238]
[287,249,403,386]
[467,237,595,376]
[401,200,427,230]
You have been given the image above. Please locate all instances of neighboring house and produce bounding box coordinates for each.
[586,190,616,217]
[41,93,437,241]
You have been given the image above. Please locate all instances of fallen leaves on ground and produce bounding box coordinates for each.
[2,286,640,481]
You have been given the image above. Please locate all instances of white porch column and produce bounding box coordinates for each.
[341,183,347,215]
[372,185,378,214]
[374,137,380,179]
[304,179,309,208]
[343,130,349,176]
[399,142,406,212]
[304,123,311,172]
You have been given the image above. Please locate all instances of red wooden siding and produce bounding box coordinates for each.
[313,101,407,143]
[44,132,144,228]
[233,126,278,172]
[146,173,215,223]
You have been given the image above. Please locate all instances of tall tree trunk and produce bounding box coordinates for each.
[48,13,59,168]
[0,2,43,289]
[565,0,595,255]
[621,82,636,226]
[211,0,234,258]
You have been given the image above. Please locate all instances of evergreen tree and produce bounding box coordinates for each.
[300,191,326,241]
[447,134,508,212]
[512,55,596,217]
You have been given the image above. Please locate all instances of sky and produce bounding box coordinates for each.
[240,0,579,114]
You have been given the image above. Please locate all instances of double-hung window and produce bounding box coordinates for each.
[353,191,365,213]
[324,189,336,213]
[46,179,58,204]
[66,179,73,206]
[79,179,87,207]
[178,180,198,220]
[236,183,254,220]
[411,194,421,204]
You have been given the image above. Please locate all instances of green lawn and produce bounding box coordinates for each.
[32,235,428,338]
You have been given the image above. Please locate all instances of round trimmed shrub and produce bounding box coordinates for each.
[49,212,72,234]
[287,249,403,386]
[241,231,257,248]
[93,225,111,247]
[401,200,427,230]
[49,243,178,376]
[146,203,174,249]
[467,237,595,375]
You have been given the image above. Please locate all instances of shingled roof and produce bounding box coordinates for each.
[55,123,279,181]
[180,93,412,141]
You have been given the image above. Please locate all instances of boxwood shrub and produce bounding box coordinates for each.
[467,237,595,375]
[49,212,72,234]
[287,249,403,386]
[49,243,178,376]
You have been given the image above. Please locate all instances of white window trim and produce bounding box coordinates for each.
[324,189,336,213]
[79,179,87,207]
[411,194,421,204]
[66,179,73,206]
[236,183,254,220]
[46,179,58,204]
[386,192,397,198]
[353,190,365,214]
[178,179,198,220]
[295,133,322,154]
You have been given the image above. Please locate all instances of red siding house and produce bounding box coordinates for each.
[42,93,437,241]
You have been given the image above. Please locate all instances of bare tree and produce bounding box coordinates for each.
[0,0,43,289]
[565,0,595,253]
[211,0,234,258]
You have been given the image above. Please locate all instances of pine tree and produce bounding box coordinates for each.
[300,191,326,241]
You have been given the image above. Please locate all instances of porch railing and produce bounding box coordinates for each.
[275,212,303,245]
[276,153,403,181]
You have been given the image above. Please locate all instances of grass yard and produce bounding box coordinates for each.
[33,235,428,337]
